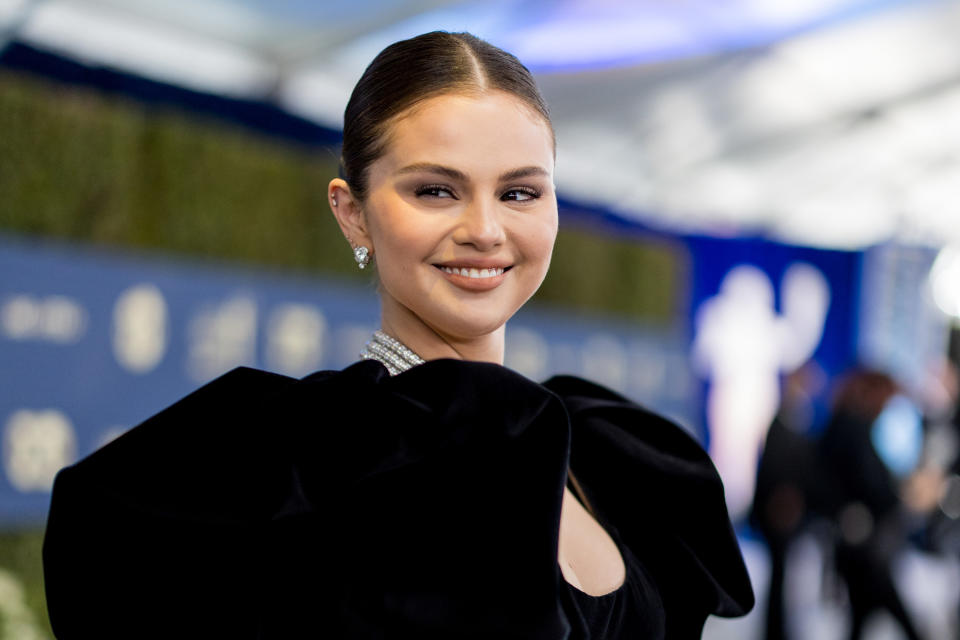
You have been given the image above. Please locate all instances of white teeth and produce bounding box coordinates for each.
[440,266,507,278]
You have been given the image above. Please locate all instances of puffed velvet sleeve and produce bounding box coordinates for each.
[43,366,300,639]
[542,375,755,638]
[44,360,574,639]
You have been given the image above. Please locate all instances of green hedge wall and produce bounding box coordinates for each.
[0,530,50,639]
[0,71,344,274]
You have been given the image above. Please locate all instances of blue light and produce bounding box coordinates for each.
[373,0,940,73]
[870,394,923,477]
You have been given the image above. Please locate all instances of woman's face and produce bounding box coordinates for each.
[361,90,558,343]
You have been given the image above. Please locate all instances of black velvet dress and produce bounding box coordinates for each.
[43,359,753,638]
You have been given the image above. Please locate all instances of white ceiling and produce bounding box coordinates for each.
[4,0,960,249]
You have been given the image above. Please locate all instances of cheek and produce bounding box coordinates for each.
[367,203,425,261]
[518,215,558,266]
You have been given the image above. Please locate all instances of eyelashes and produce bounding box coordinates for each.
[414,184,455,199]
[413,184,543,202]
[501,186,542,202]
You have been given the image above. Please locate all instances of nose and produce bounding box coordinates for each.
[453,198,505,251]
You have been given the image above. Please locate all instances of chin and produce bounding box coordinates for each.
[426,309,513,343]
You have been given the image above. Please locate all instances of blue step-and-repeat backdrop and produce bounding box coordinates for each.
[1,232,946,525]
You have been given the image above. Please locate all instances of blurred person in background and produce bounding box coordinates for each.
[750,362,829,640]
[42,31,753,638]
[818,369,926,640]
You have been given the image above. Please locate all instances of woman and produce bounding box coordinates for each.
[44,32,753,638]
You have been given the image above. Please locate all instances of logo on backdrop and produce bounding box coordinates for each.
[1,294,87,343]
[692,262,830,520]
[113,284,168,373]
[3,409,76,492]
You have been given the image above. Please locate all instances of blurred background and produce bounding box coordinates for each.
[2,0,960,637]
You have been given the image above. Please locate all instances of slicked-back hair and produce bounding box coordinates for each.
[340,31,554,203]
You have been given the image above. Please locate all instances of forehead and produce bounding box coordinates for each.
[375,91,555,175]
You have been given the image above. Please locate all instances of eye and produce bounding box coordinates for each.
[501,186,542,202]
[415,184,457,199]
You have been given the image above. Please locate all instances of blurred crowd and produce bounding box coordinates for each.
[751,359,960,640]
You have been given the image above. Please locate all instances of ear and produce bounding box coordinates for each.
[328,178,372,252]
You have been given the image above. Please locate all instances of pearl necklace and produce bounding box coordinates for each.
[359,330,425,376]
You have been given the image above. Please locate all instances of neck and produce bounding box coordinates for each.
[380,299,505,365]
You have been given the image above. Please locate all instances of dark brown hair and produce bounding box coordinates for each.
[340,31,554,202]
[831,368,899,423]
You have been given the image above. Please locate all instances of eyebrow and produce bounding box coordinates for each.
[499,166,551,182]
[395,163,549,183]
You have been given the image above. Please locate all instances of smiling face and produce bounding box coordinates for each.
[334,90,558,360]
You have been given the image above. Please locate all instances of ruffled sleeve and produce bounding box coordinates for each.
[43,366,300,639]
[543,375,755,637]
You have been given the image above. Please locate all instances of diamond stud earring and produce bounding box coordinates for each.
[354,246,370,270]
